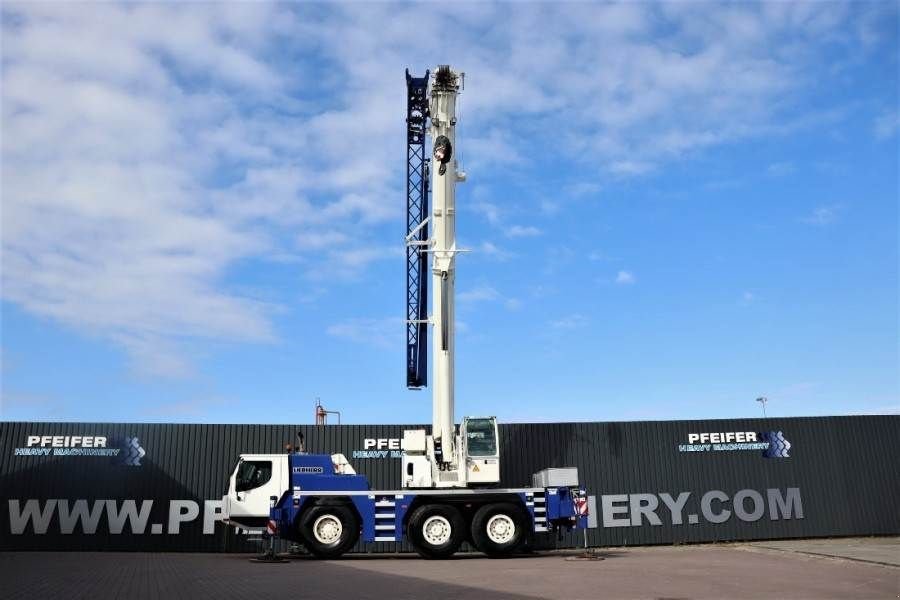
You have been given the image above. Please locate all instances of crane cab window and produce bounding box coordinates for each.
[465,418,498,457]
[236,460,272,492]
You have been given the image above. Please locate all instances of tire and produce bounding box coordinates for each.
[470,502,527,557]
[407,503,466,559]
[298,503,359,559]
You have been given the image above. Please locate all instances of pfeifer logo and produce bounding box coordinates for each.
[678,430,791,458]
[12,434,146,466]
[120,437,146,466]
[760,431,791,458]
[352,438,403,459]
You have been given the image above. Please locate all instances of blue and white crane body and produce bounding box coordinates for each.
[221,66,589,559]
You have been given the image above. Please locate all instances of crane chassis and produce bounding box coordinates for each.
[225,451,586,559]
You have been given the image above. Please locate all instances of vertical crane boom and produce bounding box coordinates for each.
[429,65,462,466]
[403,66,499,489]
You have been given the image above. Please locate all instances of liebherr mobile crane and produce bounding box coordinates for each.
[221,66,588,559]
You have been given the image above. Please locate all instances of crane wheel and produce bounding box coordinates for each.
[470,502,527,557]
[298,503,359,559]
[407,503,465,559]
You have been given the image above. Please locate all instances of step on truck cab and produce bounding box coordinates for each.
[221,451,588,559]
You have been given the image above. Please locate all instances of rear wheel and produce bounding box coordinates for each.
[299,503,359,559]
[407,504,465,559]
[470,502,527,556]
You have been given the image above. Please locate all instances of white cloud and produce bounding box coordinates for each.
[740,291,756,306]
[471,201,502,225]
[0,4,407,374]
[466,128,527,169]
[2,5,303,375]
[1,2,887,377]
[326,317,402,349]
[540,200,560,216]
[307,246,402,281]
[802,204,841,226]
[506,225,542,238]
[616,270,636,285]
[296,230,350,250]
[458,285,521,311]
[478,241,514,261]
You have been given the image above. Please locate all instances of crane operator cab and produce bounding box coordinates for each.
[403,416,500,488]
[462,417,500,483]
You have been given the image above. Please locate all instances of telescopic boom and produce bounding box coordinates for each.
[403,66,499,489]
[428,65,463,465]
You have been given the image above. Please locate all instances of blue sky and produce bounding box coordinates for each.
[1,2,897,425]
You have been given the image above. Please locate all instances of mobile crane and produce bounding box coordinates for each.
[221,66,588,559]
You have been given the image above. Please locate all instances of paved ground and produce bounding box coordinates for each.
[1,538,897,599]
[747,536,900,567]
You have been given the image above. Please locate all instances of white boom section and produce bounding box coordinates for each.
[403,66,500,489]
[430,66,462,465]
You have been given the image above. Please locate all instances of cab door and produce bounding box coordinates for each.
[227,456,285,528]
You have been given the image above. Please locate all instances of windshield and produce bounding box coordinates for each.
[466,419,498,457]
[235,460,272,492]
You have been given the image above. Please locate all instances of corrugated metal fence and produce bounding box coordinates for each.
[1,416,897,552]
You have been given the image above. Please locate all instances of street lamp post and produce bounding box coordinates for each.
[756,396,768,418]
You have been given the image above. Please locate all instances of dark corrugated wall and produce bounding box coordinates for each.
[1,416,897,552]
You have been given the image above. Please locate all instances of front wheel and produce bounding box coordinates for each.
[470,502,528,557]
[407,504,466,559]
[299,503,359,559]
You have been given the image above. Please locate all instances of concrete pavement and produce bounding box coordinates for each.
[1,538,896,599]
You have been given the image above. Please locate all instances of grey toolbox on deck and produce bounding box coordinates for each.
[532,467,579,488]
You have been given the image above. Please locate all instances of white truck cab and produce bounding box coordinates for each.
[223,452,357,529]
[222,454,288,529]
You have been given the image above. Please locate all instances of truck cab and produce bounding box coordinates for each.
[223,452,359,529]
[222,454,288,529]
